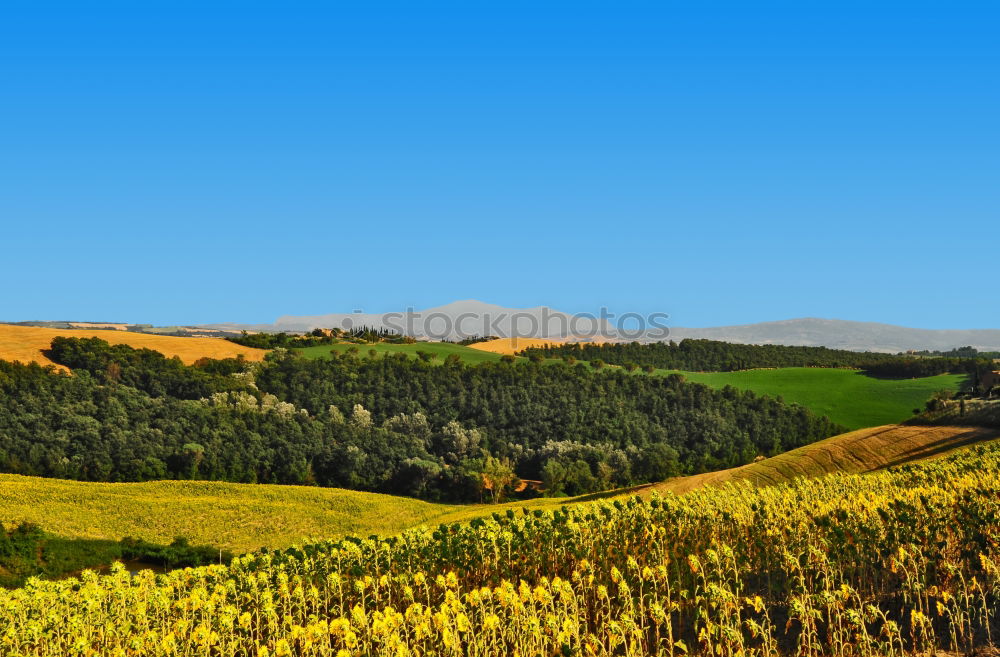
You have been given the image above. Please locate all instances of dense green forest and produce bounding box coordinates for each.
[254,351,842,493]
[521,338,990,380]
[48,336,246,399]
[0,338,841,500]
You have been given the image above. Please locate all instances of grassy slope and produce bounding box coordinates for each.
[6,425,995,555]
[656,367,965,430]
[0,324,267,369]
[0,476,460,553]
[644,424,999,495]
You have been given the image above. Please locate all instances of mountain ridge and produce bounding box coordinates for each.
[668,317,1000,352]
[198,301,1000,352]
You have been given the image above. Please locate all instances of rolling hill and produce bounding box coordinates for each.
[432,423,1000,524]
[4,424,993,555]
[0,476,460,553]
[294,341,965,429]
[8,424,998,657]
[644,423,998,495]
[0,324,267,370]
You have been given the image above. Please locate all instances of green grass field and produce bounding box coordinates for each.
[654,367,965,430]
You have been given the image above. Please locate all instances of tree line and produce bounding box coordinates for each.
[520,339,991,380]
[225,330,338,349]
[226,326,414,350]
[909,346,1000,360]
[0,337,842,501]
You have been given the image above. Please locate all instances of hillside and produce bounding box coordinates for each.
[432,423,999,524]
[662,367,965,429]
[0,475,459,553]
[296,340,964,429]
[0,324,266,369]
[5,424,994,556]
[5,426,1000,656]
[0,338,842,502]
[646,423,999,495]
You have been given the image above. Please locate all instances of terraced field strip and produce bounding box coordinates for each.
[647,424,999,495]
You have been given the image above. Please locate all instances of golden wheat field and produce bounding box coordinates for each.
[0,324,267,369]
[465,337,577,355]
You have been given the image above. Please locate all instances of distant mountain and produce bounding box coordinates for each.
[669,318,1000,353]
[222,301,613,340]
[200,302,1000,353]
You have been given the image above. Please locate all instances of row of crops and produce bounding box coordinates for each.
[3,439,1000,656]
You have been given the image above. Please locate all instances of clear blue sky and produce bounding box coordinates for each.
[2,1,997,329]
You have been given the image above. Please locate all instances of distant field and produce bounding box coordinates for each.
[0,476,459,553]
[654,367,965,430]
[67,322,128,330]
[0,324,267,370]
[136,326,228,335]
[296,341,508,364]
[466,337,572,355]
